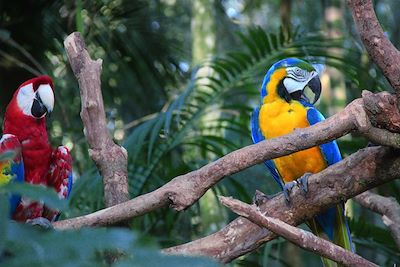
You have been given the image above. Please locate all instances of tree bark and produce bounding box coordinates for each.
[64,32,129,207]
[279,0,292,33]
[347,0,400,98]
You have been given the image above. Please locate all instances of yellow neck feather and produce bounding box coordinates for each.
[263,68,287,104]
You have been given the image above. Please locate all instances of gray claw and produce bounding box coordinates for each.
[283,181,296,204]
[297,173,311,195]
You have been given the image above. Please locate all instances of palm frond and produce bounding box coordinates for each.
[123,26,371,197]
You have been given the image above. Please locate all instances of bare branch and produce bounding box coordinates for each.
[219,196,378,267]
[54,92,400,230]
[347,0,400,96]
[354,191,400,249]
[163,146,400,263]
[64,32,129,207]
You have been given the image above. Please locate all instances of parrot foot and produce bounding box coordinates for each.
[253,190,272,206]
[297,173,311,194]
[26,217,53,230]
[283,181,296,204]
[283,173,311,203]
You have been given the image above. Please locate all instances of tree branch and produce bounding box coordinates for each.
[347,0,400,96]
[219,196,378,267]
[64,32,129,207]
[163,146,400,263]
[354,191,400,249]
[53,92,400,230]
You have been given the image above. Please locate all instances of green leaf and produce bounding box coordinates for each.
[0,194,9,253]
[1,183,67,211]
[0,151,16,161]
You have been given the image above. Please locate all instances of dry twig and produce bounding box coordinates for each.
[219,196,378,267]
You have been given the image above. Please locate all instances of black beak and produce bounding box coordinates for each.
[31,93,48,118]
[306,76,321,104]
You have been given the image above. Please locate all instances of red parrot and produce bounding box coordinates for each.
[0,76,73,223]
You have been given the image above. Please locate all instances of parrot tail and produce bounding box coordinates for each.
[308,203,353,267]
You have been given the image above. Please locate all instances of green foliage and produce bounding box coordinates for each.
[124,26,363,197]
[0,181,218,267]
[0,219,218,267]
[0,183,68,211]
[349,217,400,265]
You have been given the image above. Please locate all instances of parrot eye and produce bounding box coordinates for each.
[294,67,305,77]
[287,67,306,81]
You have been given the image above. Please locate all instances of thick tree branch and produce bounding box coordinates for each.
[64,32,129,207]
[53,92,400,230]
[347,0,400,96]
[163,146,400,263]
[219,196,378,267]
[354,191,400,249]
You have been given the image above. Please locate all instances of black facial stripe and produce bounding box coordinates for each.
[277,79,292,103]
[290,91,302,101]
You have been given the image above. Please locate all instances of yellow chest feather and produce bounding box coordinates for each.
[259,99,326,183]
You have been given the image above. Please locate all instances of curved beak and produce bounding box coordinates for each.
[305,75,321,104]
[31,84,54,118]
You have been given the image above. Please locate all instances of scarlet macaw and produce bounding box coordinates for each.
[251,58,352,266]
[0,76,72,223]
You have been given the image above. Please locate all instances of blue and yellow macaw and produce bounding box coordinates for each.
[251,58,353,266]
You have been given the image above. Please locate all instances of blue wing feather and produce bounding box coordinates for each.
[9,160,24,215]
[305,105,342,165]
[251,107,284,189]
[66,171,73,198]
[305,104,353,246]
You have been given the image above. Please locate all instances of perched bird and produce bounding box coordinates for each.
[251,58,352,266]
[0,76,72,223]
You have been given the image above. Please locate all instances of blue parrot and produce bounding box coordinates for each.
[251,58,353,266]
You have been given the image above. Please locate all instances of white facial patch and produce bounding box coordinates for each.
[37,84,54,113]
[283,78,308,94]
[283,69,318,94]
[16,84,35,116]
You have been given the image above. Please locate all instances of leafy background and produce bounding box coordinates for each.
[0,0,399,266]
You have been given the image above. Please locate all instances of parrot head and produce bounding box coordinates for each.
[261,58,321,104]
[7,76,55,120]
